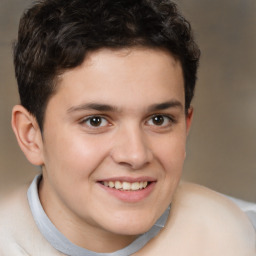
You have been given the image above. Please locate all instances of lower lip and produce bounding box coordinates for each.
[98,182,156,203]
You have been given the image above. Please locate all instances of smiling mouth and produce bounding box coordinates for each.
[100,181,149,191]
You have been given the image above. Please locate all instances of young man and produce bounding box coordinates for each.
[0,0,255,255]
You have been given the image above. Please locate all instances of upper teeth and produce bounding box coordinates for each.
[103,181,148,191]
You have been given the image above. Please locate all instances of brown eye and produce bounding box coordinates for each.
[152,115,165,126]
[146,115,173,127]
[89,117,102,127]
[83,116,109,127]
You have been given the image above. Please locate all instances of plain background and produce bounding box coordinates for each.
[0,0,255,202]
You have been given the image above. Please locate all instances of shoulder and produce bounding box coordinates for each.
[0,185,29,230]
[137,182,256,256]
[173,181,253,223]
[0,183,63,255]
[0,185,30,254]
[174,182,255,227]
[173,182,255,254]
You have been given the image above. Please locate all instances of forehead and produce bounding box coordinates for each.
[51,47,185,112]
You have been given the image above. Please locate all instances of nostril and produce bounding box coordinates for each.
[109,131,153,169]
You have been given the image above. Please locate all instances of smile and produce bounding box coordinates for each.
[101,181,148,191]
[98,178,156,202]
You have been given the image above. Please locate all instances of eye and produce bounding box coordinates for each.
[146,115,173,127]
[82,116,109,128]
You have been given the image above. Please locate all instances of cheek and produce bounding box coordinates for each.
[154,132,187,169]
[43,132,109,180]
[152,134,187,211]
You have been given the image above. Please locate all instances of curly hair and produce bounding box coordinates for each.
[14,0,200,130]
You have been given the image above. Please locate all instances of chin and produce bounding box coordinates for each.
[103,214,156,236]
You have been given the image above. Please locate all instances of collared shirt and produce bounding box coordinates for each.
[27,174,170,256]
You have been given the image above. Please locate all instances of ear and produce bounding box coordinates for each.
[185,107,193,136]
[12,105,44,166]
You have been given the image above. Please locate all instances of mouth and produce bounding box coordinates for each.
[97,178,156,202]
[100,181,150,191]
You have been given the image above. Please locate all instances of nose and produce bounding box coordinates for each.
[110,125,153,170]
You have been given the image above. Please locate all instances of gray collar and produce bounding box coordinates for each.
[27,174,170,256]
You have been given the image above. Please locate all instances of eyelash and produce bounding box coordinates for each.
[145,114,176,128]
[80,115,110,128]
[80,114,176,129]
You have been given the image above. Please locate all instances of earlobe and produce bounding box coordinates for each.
[186,107,193,135]
[12,105,44,166]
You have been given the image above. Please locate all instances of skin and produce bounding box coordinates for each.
[135,182,256,255]
[12,47,192,252]
[11,47,255,255]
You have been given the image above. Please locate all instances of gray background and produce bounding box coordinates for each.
[0,0,255,201]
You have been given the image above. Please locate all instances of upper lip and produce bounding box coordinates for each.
[97,176,157,183]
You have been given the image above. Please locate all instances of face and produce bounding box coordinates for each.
[39,47,192,248]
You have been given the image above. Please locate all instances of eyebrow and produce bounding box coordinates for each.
[67,100,183,114]
[67,103,118,113]
[148,100,183,112]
